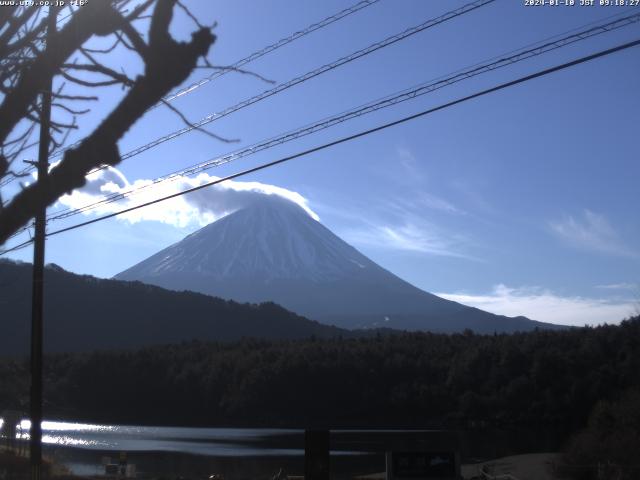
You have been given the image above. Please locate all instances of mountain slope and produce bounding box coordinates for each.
[0,259,345,356]
[116,195,560,333]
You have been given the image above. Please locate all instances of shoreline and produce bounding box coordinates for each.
[3,447,561,480]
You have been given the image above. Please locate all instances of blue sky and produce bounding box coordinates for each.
[3,0,639,325]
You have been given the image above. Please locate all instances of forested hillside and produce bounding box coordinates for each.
[0,259,345,355]
[1,316,637,429]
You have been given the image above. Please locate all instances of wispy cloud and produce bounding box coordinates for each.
[596,282,639,290]
[450,179,496,216]
[56,167,319,228]
[549,209,638,259]
[332,174,476,259]
[437,284,637,326]
[396,192,465,216]
[396,147,425,181]
[344,147,473,258]
[393,148,465,216]
[343,215,477,260]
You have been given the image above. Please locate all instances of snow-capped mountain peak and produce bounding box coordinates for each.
[116,195,555,333]
[119,194,375,283]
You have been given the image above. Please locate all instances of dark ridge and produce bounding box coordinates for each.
[0,259,347,356]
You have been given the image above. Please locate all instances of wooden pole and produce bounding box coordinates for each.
[30,6,55,480]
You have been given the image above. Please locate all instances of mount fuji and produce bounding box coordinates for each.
[115,195,558,333]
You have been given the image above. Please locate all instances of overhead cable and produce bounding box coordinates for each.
[3,36,638,255]
[0,0,382,185]
[43,11,640,223]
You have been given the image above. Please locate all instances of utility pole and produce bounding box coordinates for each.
[30,6,56,480]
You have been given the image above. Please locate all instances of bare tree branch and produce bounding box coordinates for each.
[118,20,149,58]
[0,0,216,244]
[159,99,239,144]
[59,69,124,88]
[62,63,135,86]
[177,1,205,30]
[196,62,275,84]
[0,1,125,144]
[52,93,99,102]
[52,103,91,116]
[0,14,47,58]
[124,0,156,22]
[0,6,38,57]
[82,38,120,55]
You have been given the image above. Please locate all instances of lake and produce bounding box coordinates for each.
[14,419,304,456]
[1,418,567,478]
[4,420,383,478]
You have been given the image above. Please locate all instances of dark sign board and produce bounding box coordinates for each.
[387,451,458,479]
[305,430,330,480]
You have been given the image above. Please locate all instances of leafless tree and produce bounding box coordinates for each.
[0,0,217,245]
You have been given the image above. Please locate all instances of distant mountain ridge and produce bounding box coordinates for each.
[0,259,345,356]
[116,195,562,333]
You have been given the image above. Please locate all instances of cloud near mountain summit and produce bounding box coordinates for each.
[56,166,319,227]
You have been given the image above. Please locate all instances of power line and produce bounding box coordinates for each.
[162,0,382,104]
[1,0,382,186]
[0,238,33,255]
[106,0,495,164]
[3,7,634,244]
[2,36,637,255]
[21,0,492,187]
[41,11,640,224]
[5,7,638,245]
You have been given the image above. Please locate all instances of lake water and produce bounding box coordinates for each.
[2,419,382,477]
[11,419,304,457]
[1,418,567,478]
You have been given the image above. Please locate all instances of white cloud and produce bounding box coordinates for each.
[549,210,638,259]
[417,193,465,215]
[450,179,496,216]
[595,283,639,291]
[337,190,476,259]
[391,193,465,216]
[344,220,476,260]
[56,167,319,228]
[393,148,464,216]
[396,147,424,180]
[437,284,637,326]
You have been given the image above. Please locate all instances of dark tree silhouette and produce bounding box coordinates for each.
[0,0,216,244]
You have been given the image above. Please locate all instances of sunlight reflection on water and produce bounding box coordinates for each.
[19,419,117,432]
[2,417,303,455]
